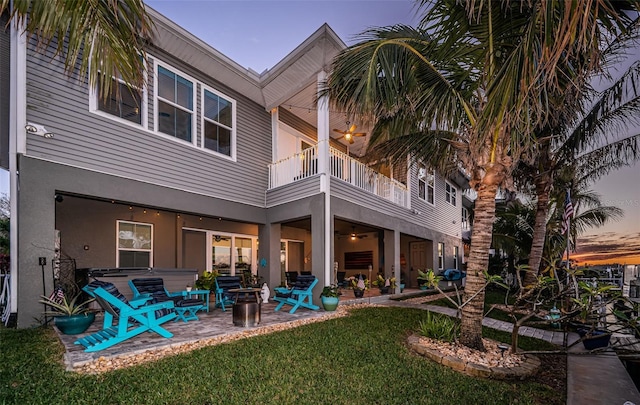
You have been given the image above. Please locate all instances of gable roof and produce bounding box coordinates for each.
[148,7,346,111]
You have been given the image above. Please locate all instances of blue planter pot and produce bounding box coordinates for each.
[321,296,339,311]
[578,328,612,350]
[54,313,95,335]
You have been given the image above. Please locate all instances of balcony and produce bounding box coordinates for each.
[268,146,408,208]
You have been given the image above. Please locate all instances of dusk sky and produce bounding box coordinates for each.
[3,1,636,266]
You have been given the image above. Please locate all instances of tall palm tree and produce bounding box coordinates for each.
[1,0,154,97]
[492,199,535,273]
[542,168,625,263]
[522,61,640,286]
[325,0,639,350]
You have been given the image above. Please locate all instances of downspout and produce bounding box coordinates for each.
[8,11,27,318]
[317,71,331,285]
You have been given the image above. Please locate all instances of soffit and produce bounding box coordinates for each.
[148,8,265,105]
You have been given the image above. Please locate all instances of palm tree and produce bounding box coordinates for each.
[324,0,639,350]
[1,0,154,97]
[522,61,640,286]
[542,168,625,263]
[492,199,535,275]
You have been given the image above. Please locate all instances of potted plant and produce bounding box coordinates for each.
[40,292,96,335]
[571,280,616,350]
[374,275,391,294]
[195,270,219,291]
[350,276,366,298]
[320,285,340,311]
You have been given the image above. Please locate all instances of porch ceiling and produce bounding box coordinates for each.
[282,82,372,157]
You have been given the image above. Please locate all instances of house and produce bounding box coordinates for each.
[1,8,470,328]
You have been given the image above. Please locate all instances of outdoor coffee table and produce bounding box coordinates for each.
[228,288,262,327]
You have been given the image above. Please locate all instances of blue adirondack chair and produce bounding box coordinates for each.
[74,280,176,352]
[273,274,319,314]
[214,276,242,311]
[129,278,206,322]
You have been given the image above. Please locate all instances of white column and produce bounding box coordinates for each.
[8,20,27,315]
[270,108,278,163]
[394,230,401,293]
[317,71,331,285]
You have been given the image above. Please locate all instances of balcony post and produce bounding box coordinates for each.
[317,70,331,285]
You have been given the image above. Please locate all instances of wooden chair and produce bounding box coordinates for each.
[273,275,319,314]
[74,280,176,352]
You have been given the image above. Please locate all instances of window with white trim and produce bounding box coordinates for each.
[202,87,235,157]
[156,64,194,142]
[453,246,459,270]
[96,76,144,124]
[418,164,435,204]
[117,221,153,267]
[462,207,470,230]
[438,242,445,270]
[445,181,457,206]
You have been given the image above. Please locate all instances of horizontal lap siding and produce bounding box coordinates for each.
[408,166,461,237]
[266,176,321,207]
[331,175,460,238]
[25,45,271,207]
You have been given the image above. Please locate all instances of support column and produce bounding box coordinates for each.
[9,16,27,322]
[384,229,401,293]
[310,198,327,292]
[317,71,331,286]
[258,222,281,290]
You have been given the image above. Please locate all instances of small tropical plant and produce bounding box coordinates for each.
[417,269,433,287]
[39,292,94,316]
[320,285,340,298]
[195,270,219,290]
[418,311,460,343]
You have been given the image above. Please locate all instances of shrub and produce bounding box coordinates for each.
[418,311,460,343]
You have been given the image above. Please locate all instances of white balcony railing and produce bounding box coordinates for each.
[268,145,318,189]
[268,146,409,208]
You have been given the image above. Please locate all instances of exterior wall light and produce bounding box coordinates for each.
[25,122,54,138]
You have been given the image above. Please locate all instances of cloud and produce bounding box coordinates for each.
[574,231,640,265]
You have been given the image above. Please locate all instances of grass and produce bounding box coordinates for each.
[0,306,561,405]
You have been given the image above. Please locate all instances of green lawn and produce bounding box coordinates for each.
[1,306,561,405]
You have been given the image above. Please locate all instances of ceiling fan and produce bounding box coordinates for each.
[336,226,368,240]
[333,121,366,144]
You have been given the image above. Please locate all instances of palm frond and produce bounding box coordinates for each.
[3,0,154,98]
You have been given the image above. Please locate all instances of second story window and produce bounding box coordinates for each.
[203,88,235,157]
[445,182,457,206]
[97,76,143,124]
[156,64,193,142]
[418,165,435,205]
[462,207,470,230]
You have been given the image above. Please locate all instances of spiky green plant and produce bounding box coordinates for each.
[39,294,94,316]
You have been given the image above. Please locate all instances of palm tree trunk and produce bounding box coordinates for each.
[525,171,552,286]
[460,178,499,350]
